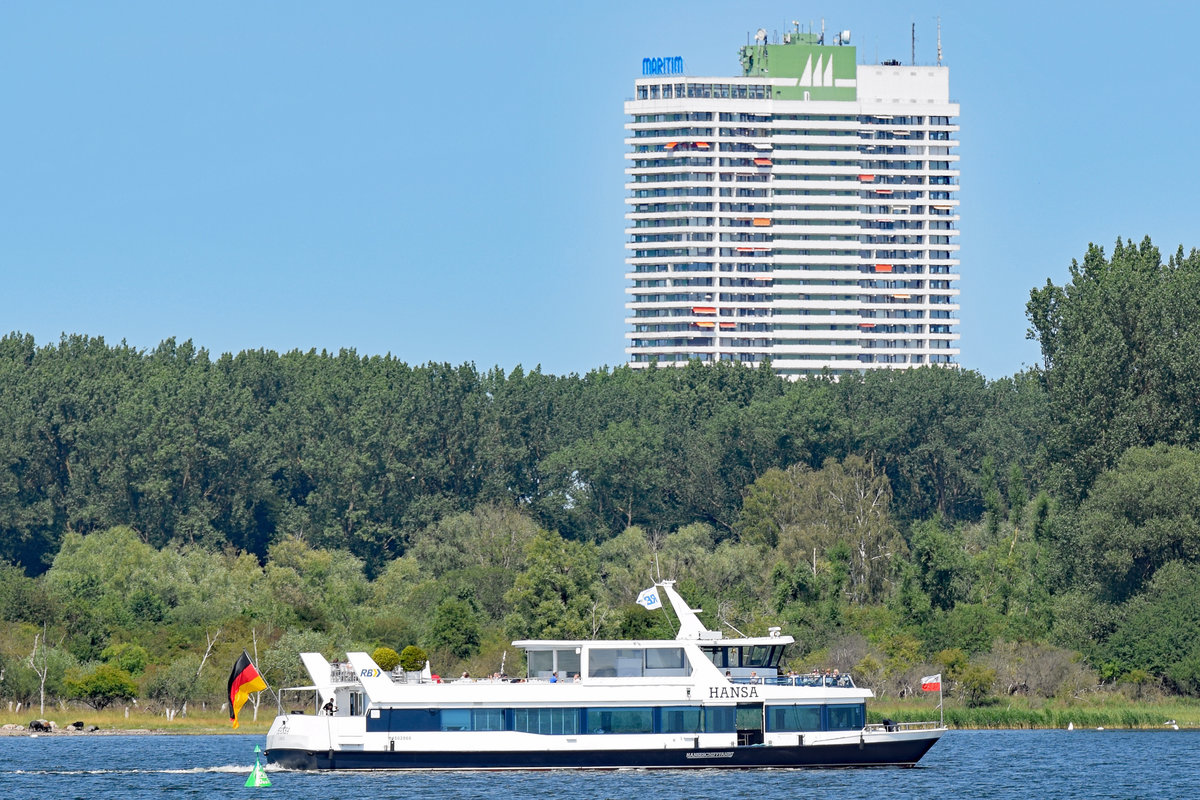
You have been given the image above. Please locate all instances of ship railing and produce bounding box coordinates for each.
[731,675,857,688]
[863,720,944,733]
[328,665,359,684]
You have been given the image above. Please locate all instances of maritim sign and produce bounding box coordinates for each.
[642,56,684,76]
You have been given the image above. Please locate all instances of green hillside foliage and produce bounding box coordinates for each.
[3,236,1200,711]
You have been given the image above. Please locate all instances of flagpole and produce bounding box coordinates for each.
[939,678,944,728]
[652,582,677,637]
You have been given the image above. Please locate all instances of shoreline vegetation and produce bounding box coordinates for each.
[6,240,1200,723]
[870,699,1200,730]
[3,699,1198,735]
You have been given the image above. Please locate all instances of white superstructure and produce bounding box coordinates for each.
[264,581,944,770]
[625,26,960,378]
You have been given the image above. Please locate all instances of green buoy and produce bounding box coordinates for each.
[245,744,272,788]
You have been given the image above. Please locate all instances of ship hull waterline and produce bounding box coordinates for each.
[266,734,941,771]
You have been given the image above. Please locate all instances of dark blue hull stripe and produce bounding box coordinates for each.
[266,737,939,770]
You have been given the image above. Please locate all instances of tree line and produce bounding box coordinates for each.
[2,235,1200,715]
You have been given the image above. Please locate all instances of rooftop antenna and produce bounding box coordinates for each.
[911,22,916,66]
[820,18,825,45]
[937,17,943,65]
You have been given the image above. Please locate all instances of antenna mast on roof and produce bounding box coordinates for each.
[937,17,943,65]
[911,22,916,66]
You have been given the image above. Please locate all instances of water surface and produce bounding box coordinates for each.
[0,729,1195,799]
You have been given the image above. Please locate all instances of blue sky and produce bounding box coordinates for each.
[3,1,1198,379]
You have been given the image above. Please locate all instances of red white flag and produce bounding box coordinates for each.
[921,673,942,692]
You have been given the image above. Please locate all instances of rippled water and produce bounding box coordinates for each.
[0,729,1196,799]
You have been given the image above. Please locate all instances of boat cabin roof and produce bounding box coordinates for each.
[513,636,794,649]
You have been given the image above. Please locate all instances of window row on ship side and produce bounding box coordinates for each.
[364,703,866,734]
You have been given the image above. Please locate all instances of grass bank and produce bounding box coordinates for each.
[1,707,272,735]
[869,698,1200,729]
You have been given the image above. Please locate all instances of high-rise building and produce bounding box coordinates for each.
[625,26,960,377]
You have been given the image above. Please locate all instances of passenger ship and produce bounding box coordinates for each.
[264,582,944,770]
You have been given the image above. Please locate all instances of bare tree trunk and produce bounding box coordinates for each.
[196,628,222,679]
[29,625,48,716]
[590,601,608,638]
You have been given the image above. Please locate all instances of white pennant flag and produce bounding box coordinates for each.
[636,587,663,610]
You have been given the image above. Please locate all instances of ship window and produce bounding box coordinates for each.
[701,647,726,667]
[386,708,440,731]
[527,650,554,678]
[827,703,866,731]
[526,648,582,679]
[556,649,581,678]
[588,648,644,677]
[440,708,471,731]
[704,705,737,733]
[512,707,580,735]
[743,646,772,667]
[585,707,654,734]
[771,645,786,666]
[588,649,618,677]
[645,647,686,671]
[658,706,703,733]
[765,704,823,732]
[471,709,506,731]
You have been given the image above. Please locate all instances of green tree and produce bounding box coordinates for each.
[145,654,201,714]
[504,530,602,639]
[399,645,428,673]
[101,642,149,675]
[1027,237,1200,500]
[1061,444,1200,603]
[597,526,654,605]
[908,520,968,611]
[428,598,481,660]
[66,663,138,709]
[408,505,540,577]
[538,420,668,538]
[371,646,401,672]
[1103,561,1200,692]
[958,663,997,707]
[263,537,369,633]
[840,366,995,522]
[738,456,904,604]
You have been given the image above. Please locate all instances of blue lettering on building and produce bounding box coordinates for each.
[642,56,684,76]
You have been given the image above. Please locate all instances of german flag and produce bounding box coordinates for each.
[228,650,267,728]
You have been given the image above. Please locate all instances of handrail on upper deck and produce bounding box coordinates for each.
[863,720,944,733]
[731,675,857,688]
